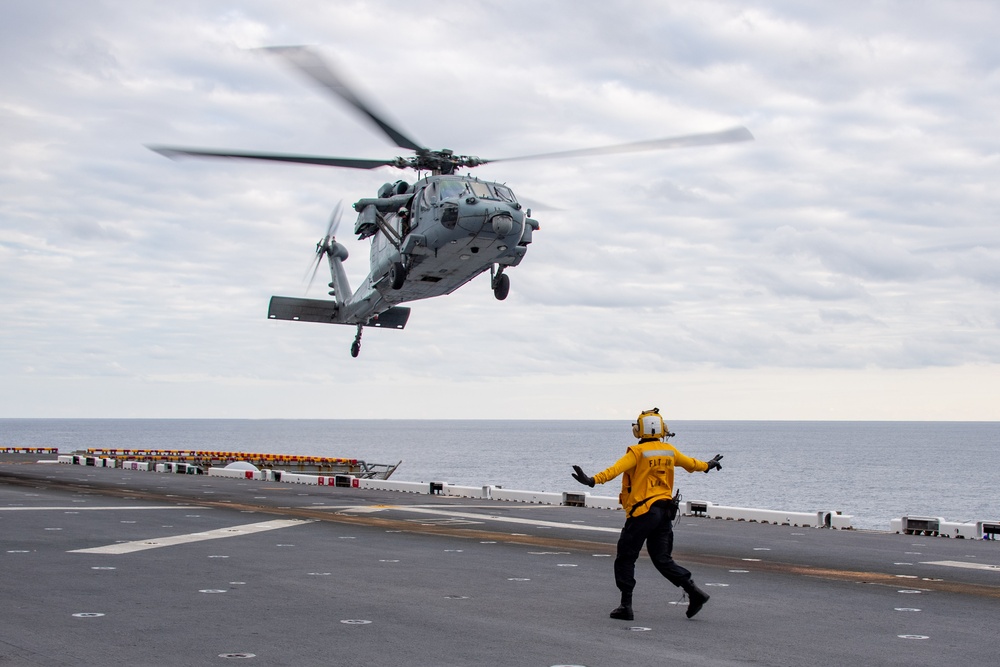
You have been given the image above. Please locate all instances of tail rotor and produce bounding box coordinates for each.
[305,201,346,294]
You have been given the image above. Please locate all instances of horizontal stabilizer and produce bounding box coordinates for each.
[267,296,410,329]
[364,306,410,329]
[268,296,339,323]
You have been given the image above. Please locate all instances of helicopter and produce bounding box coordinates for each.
[149,47,752,357]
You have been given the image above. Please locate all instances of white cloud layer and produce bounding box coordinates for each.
[1,0,998,419]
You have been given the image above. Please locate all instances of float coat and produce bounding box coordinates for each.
[592,441,709,518]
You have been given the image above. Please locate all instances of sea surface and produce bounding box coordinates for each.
[2,419,997,531]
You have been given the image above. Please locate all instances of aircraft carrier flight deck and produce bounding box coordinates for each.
[2,454,998,666]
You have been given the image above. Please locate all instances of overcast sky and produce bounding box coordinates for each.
[2,0,998,420]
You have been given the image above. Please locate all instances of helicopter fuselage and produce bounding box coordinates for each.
[337,173,539,324]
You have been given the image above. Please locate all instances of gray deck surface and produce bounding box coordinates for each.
[2,456,998,666]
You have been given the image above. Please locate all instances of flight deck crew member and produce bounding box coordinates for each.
[571,408,723,621]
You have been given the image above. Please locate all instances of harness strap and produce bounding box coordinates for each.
[627,496,653,518]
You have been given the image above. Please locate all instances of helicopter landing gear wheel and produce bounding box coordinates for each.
[390,262,407,290]
[351,325,362,358]
[493,272,510,301]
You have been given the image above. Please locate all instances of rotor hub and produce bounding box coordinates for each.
[317,236,348,261]
[406,149,484,175]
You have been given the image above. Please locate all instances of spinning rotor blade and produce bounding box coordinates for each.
[304,253,324,293]
[304,201,345,294]
[482,126,753,164]
[147,146,397,170]
[325,201,344,237]
[262,46,425,153]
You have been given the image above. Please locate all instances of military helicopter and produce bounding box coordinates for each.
[150,47,752,357]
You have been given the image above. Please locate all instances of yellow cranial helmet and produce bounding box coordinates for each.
[632,407,667,440]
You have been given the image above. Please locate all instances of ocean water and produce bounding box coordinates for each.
[2,419,998,531]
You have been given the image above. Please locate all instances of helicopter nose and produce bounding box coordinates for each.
[491,213,514,237]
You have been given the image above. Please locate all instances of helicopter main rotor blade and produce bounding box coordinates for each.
[262,46,426,153]
[147,145,398,170]
[482,126,753,164]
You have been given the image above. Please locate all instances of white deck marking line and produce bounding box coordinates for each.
[0,506,202,511]
[351,506,620,534]
[306,504,566,510]
[307,506,386,513]
[69,519,315,555]
[921,560,1000,572]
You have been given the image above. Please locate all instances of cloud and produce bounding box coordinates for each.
[1,0,999,419]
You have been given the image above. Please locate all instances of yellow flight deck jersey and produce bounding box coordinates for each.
[592,441,709,518]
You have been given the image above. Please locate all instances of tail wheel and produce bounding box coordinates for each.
[493,273,510,301]
[350,325,362,358]
[390,262,407,290]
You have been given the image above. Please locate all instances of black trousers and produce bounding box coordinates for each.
[614,499,692,596]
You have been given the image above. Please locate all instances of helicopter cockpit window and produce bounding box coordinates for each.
[492,184,517,204]
[468,181,492,199]
[438,179,469,201]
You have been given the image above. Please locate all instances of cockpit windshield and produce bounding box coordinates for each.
[492,184,517,204]
[469,180,518,204]
[468,181,492,198]
[435,177,518,204]
[438,179,469,201]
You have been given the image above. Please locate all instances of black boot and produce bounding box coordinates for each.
[610,592,633,620]
[609,604,633,620]
[682,582,710,618]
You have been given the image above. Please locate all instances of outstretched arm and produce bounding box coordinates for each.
[572,449,638,487]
